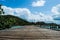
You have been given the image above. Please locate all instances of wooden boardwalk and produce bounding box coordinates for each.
[0,26,60,40]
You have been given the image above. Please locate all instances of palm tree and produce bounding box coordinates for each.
[0,5,4,15]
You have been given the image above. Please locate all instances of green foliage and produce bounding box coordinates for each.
[0,5,4,15]
[0,15,30,30]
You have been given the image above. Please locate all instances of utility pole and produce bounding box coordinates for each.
[0,5,4,15]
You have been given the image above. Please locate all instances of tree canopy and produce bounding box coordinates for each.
[0,5,4,15]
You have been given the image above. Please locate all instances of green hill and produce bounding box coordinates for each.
[0,15,30,30]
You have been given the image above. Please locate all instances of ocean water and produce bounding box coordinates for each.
[11,26,23,29]
[0,26,24,31]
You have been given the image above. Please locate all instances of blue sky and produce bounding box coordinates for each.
[0,0,60,24]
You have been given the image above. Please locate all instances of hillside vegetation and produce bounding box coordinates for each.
[0,15,30,30]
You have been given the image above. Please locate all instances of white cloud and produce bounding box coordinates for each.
[51,4,60,24]
[2,6,54,23]
[2,6,30,16]
[32,0,46,7]
[14,8,31,16]
[28,12,54,22]
[51,4,60,19]
[51,4,60,15]
[2,6,14,15]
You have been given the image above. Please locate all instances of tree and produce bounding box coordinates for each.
[0,5,4,15]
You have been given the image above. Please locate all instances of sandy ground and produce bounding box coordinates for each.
[0,25,60,40]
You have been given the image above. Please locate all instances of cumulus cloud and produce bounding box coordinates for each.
[2,6,30,16]
[51,4,60,24]
[51,4,60,20]
[51,4,60,15]
[28,12,54,22]
[32,0,46,7]
[2,6,14,15]
[2,6,54,23]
